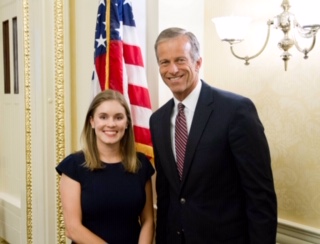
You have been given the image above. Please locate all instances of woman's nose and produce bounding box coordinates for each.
[106,118,116,126]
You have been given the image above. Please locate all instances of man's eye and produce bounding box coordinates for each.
[160,61,168,65]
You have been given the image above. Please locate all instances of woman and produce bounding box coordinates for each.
[56,90,155,244]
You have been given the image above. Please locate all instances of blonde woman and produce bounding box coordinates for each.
[56,90,154,244]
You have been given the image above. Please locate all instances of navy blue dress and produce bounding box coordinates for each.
[56,151,154,244]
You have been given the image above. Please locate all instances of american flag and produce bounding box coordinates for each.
[92,0,153,160]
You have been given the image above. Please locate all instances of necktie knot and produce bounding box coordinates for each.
[178,103,185,113]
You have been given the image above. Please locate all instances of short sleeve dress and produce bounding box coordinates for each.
[56,151,154,244]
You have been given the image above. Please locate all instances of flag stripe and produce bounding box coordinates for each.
[123,43,144,67]
[92,66,102,96]
[133,126,152,146]
[131,104,152,128]
[122,25,140,46]
[125,64,148,88]
[108,41,124,92]
[95,54,107,90]
[128,84,152,108]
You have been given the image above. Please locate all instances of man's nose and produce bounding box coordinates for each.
[167,63,179,73]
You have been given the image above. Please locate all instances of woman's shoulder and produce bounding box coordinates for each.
[136,152,155,177]
[62,151,85,164]
[137,152,151,165]
[56,151,86,175]
[137,151,147,160]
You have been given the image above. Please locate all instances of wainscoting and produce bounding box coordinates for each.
[277,218,320,244]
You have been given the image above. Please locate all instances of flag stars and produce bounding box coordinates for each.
[99,0,105,6]
[115,24,123,39]
[96,34,106,47]
[96,14,100,24]
[96,12,106,25]
[123,0,132,7]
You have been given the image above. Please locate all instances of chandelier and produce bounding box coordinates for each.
[212,0,320,71]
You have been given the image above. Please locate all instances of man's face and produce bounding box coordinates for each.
[157,35,202,101]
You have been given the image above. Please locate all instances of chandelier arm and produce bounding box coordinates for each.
[229,20,273,65]
[293,34,316,59]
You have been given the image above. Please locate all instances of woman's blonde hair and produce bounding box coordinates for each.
[80,89,140,173]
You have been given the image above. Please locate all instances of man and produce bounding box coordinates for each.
[149,27,277,244]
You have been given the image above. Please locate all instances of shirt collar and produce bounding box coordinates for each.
[174,80,202,113]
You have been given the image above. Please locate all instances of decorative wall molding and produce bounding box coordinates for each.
[22,0,33,243]
[277,218,320,244]
[54,0,66,243]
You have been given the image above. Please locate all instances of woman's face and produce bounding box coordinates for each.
[90,100,128,149]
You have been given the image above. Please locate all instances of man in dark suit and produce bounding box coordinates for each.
[150,27,277,244]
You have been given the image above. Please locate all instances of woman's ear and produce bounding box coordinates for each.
[90,116,95,129]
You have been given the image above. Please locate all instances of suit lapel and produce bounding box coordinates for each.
[159,100,181,184]
[181,81,215,185]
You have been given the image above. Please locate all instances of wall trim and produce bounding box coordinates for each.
[22,0,33,243]
[277,218,320,244]
[54,0,66,243]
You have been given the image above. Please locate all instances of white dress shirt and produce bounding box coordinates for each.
[171,80,202,161]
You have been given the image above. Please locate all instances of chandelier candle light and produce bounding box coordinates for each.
[212,0,320,71]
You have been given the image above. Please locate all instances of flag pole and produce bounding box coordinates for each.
[105,0,111,89]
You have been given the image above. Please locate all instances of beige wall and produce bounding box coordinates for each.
[204,0,320,228]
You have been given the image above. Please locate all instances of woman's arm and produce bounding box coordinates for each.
[138,179,155,244]
[60,174,107,244]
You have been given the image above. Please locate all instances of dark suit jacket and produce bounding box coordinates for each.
[150,81,277,244]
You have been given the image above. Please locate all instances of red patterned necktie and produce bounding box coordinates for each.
[175,103,188,180]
